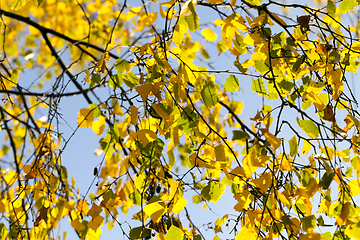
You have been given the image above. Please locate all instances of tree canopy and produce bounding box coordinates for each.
[1,0,360,239]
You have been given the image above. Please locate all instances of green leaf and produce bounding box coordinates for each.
[109,74,123,88]
[254,60,268,74]
[327,0,336,16]
[322,232,333,240]
[194,235,202,240]
[0,223,7,240]
[90,73,101,87]
[115,58,128,74]
[251,78,267,96]
[345,167,353,178]
[201,181,225,204]
[317,215,325,226]
[297,119,319,137]
[279,80,293,92]
[11,69,19,87]
[319,171,335,190]
[60,166,68,183]
[292,55,305,72]
[88,104,101,118]
[200,47,210,60]
[177,106,199,135]
[224,75,240,92]
[272,31,287,50]
[217,40,228,55]
[302,215,316,232]
[234,61,247,74]
[329,51,340,64]
[289,135,298,157]
[233,34,247,54]
[281,215,293,226]
[37,0,44,6]
[339,0,357,13]
[232,131,250,140]
[301,168,312,187]
[123,72,139,88]
[201,81,219,108]
[186,2,199,32]
[165,225,184,240]
[129,226,151,239]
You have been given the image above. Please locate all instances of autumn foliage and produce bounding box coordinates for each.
[1,0,360,239]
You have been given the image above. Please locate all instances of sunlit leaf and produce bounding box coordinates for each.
[297,119,319,138]
[165,225,184,240]
[201,28,217,41]
[201,81,219,108]
[77,108,94,128]
[224,75,240,92]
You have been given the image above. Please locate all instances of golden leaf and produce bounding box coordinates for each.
[77,108,94,128]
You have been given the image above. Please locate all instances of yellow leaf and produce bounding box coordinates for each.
[269,11,287,26]
[143,202,166,223]
[351,41,360,51]
[344,115,355,132]
[86,228,102,240]
[113,101,123,116]
[250,172,271,193]
[201,28,217,41]
[152,103,170,120]
[130,105,138,125]
[215,144,226,162]
[261,130,280,150]
[302,140,312,154]
[88,215,104,230]
[234,190,254,212]
[189,153,206,168]
[345,219,360,239]
[76,199,89,215]
[136,129,157,146]
[0,199,6,214]
[180,0,197,16]
[87,203,102,219]
[85,68,91,85]
[289,218,301,234]
[348,179,360,195]
[235,226,257,240]
[4,170,16,186]
[276,190,289,206]
[243,152,257,179]
[136,82,152,102]
[317,199,331,213]
[281,157,292,171]
[126,6,143,20]
[172,198,187,214]
[159,4,176,19]
[209,0,224,3]
[333,168,343,185]
[172,126,179,147]
[298,233,321,240]
[306,91,325,111]
[92,115,106,135]
[71,219,86,231]
[306,178,319,197]
[336,202,351,225]
[77,108,94,128]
